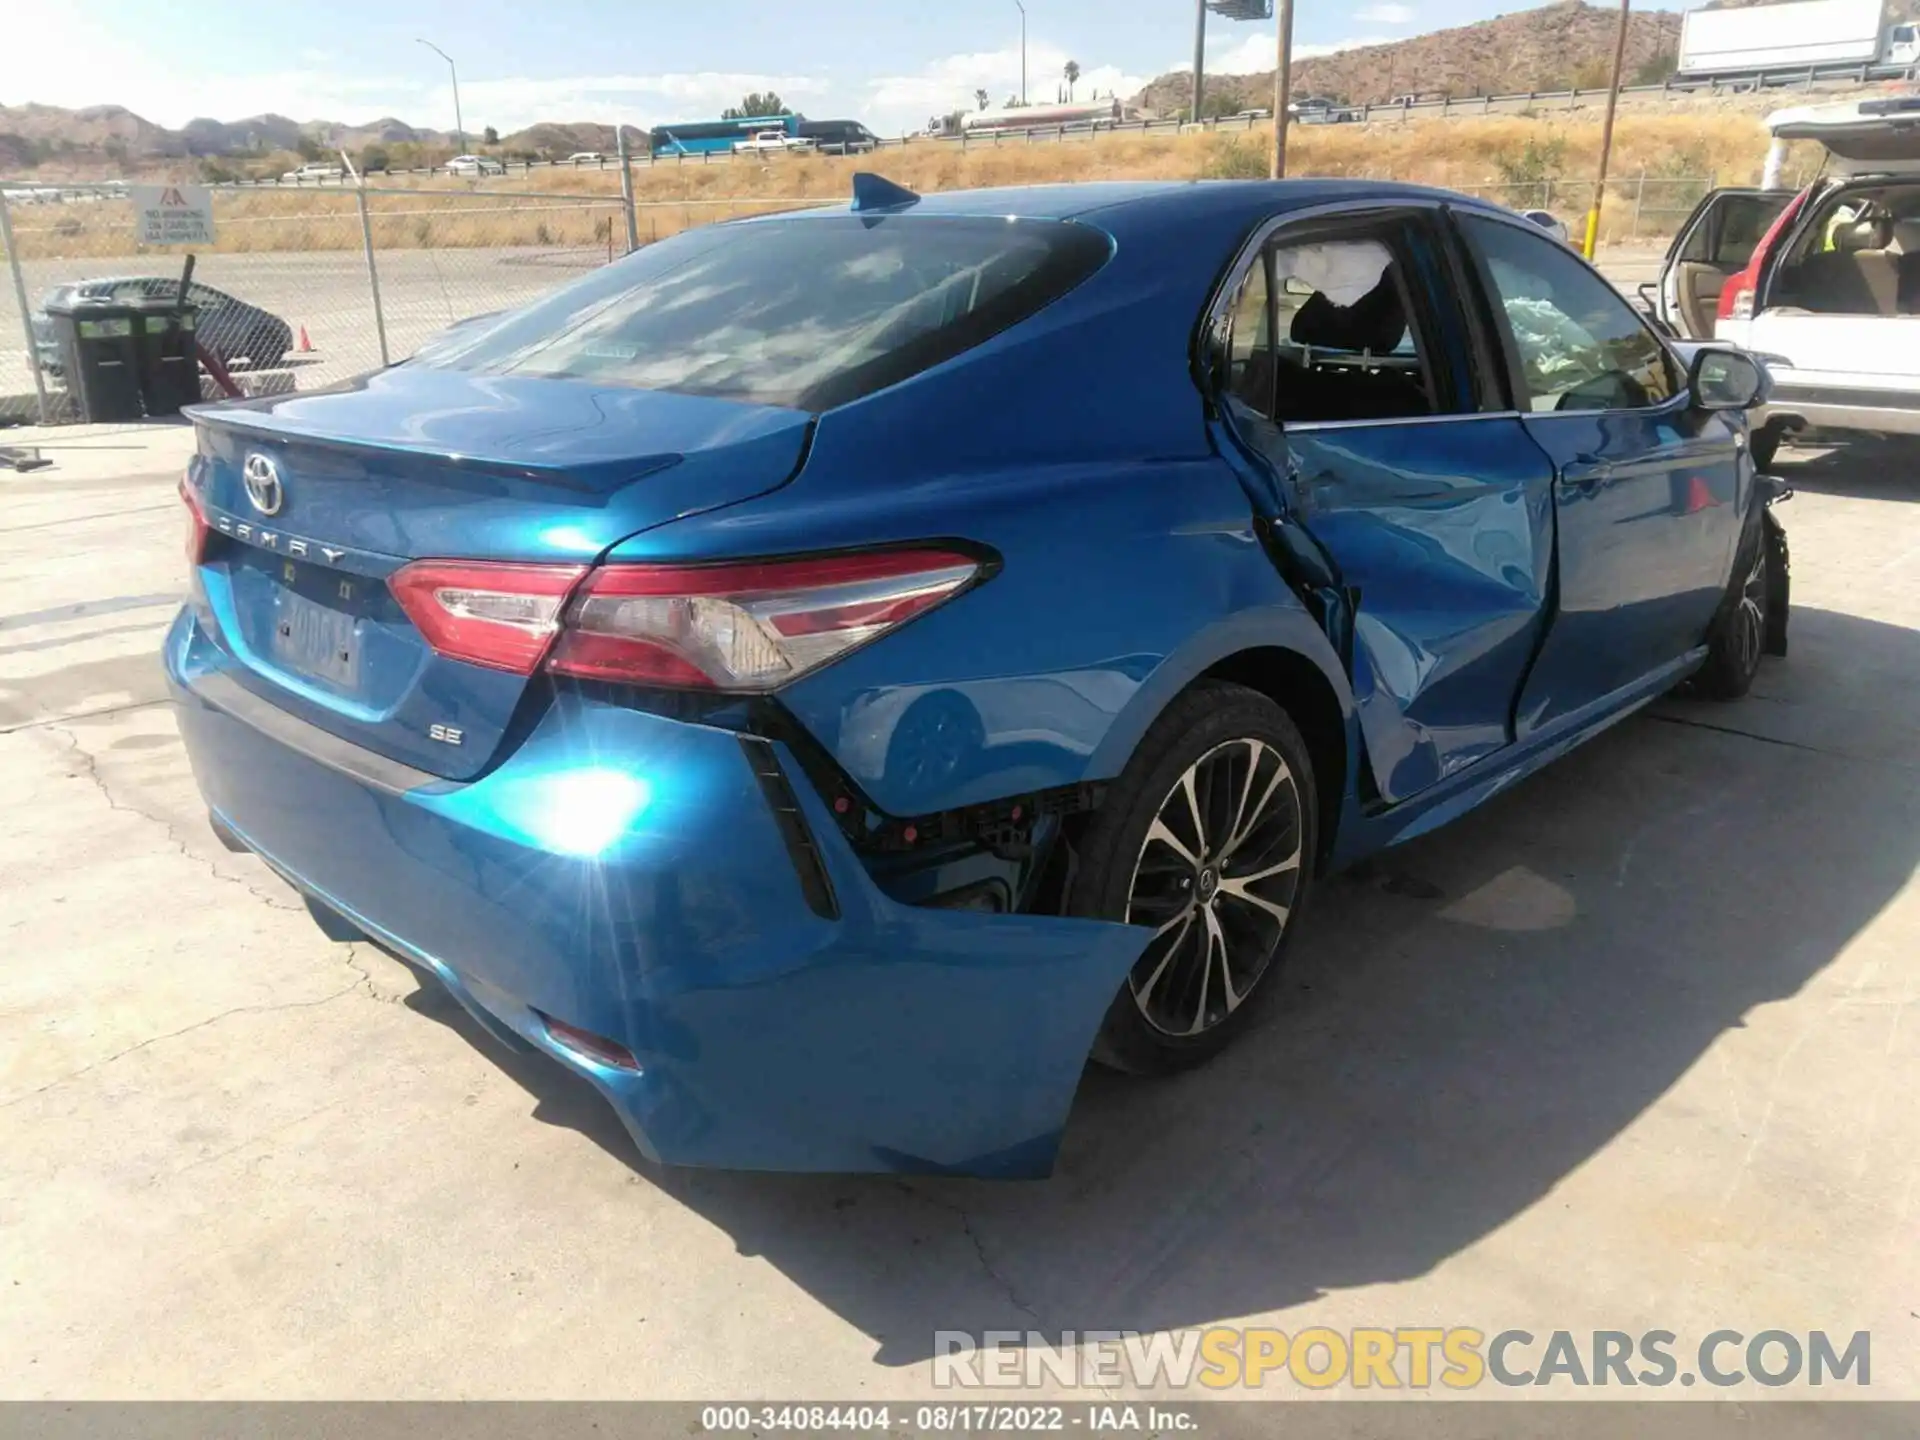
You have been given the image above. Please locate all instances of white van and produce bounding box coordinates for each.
[1653,95,1920,464]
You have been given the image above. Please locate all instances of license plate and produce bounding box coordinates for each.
[271,589,360,688]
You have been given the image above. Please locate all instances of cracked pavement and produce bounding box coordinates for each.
[2,420,1918,1405]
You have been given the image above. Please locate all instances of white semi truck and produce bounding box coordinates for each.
[1677,0,1919,78]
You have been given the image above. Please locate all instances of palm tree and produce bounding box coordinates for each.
[1064,60,1081,100]
[976,88,991,111]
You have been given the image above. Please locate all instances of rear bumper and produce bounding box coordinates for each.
[1757,381,1920,438]
[164,606,1146,1177]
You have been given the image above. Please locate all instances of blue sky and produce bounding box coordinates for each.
[20,0,1664,137]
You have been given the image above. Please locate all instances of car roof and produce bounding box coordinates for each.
[758,176,1502,227]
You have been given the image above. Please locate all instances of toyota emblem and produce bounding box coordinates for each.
[242,453,284,516]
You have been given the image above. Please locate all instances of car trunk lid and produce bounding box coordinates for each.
[186,366,812,780]
[1766,96,1920,177]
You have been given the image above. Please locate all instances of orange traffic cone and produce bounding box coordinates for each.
[296,325,313,353]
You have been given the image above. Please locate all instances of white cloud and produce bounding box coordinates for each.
[8,2,1137,146]
[1356,3,1416,24]
[864,43,1149,135]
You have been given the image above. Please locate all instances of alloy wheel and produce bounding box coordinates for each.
[1732,542,1768,680]
[1124,737,1304,1037]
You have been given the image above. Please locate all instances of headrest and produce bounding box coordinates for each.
[1834,217,1894,252]
[1289,272,1407,354]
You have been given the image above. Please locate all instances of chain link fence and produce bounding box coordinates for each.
[1454,174,1721,243]
[3,169,1720,427]
[0,181,815,425]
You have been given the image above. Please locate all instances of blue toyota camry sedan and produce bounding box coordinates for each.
[169,176,1789,1177]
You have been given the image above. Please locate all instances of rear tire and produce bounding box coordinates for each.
[1070,682,1317,1076]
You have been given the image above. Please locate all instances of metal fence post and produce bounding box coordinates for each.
[0,190,52,425]
[354,182,391,368]
[1632,171,1646,239]
[616,128,640,253]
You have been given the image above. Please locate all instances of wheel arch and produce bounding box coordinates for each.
[1198,648,1349,875]
[1086,611,1356,876]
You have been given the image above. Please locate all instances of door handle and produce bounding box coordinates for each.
[1564,460,1613,495]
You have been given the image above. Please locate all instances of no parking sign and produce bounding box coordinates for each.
[130,184,215,245]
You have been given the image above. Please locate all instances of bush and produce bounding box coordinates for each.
[1494,135,1567,187]
[1201,136,1270,180]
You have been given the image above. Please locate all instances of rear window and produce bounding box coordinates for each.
[417,214,1112,411]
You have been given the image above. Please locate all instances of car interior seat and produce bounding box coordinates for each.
[1892,218,1920,313]
[1277,270,1432,422]
[1792,217,1902,316]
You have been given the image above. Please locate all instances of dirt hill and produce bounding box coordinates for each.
[0,102,182,163]
[0,98,641,175]
[1133,0,1687,115]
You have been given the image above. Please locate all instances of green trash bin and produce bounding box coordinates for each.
[131,297,202,416]
[42,298,143,423]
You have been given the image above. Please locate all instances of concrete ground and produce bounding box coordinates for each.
[1,416,1917,1404]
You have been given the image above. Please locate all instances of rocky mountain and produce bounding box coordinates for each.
[0,102,568,172]
[0,102,183,161]
[1133,0,1687,115]
[501,122,650,156]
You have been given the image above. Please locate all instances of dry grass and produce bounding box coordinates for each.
[7,111,1817,261]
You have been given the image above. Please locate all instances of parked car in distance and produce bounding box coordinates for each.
[732,129,815,155]
[1655,95,1920,465]
[445,154,505,176]
[32,278,293,376]
[281,163,344,183]
[565,151,605,165]
[1521,209,1572,245]
[169,175,1787,1178]
[796,119,880,154]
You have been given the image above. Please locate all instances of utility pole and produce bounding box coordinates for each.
[1271,0,1294,177]
[416,38,465,154]
[1583,0,1632,259]
[1016,0,1028,104]
[1191,0,1208,123]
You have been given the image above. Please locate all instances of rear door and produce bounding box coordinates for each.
[1210,207,1556,806]
[1658,188,1795,338]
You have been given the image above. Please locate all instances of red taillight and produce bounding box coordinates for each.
[389,560,589,674]
[1719,190,1810,323]
[536,1011,640,1072]
[547,548,984,691]
[180,474,210,567]
[390,546,985,691]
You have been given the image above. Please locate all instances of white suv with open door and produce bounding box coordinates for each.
[1653,95,1920,466]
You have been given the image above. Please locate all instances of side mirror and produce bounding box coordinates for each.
[1689,347,1767,411]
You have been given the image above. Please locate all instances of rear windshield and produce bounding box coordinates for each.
[415,214,1112,411]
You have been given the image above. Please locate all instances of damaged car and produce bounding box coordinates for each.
[168,175,1788,1177]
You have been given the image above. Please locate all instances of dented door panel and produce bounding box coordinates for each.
[1281,418,1556,803]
